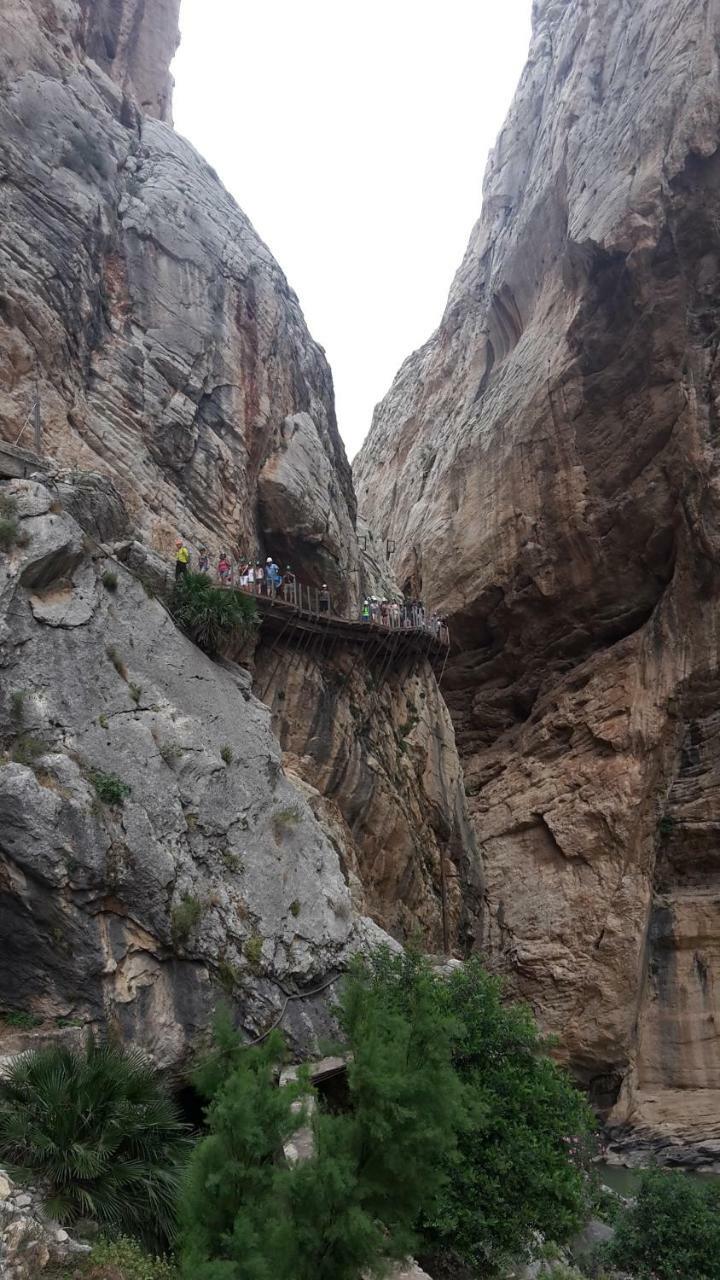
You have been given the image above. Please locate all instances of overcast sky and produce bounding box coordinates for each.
[173,0,532,458]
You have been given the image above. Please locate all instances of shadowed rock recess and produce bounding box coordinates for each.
[0,0,479,1067]
[355,0,720,1150]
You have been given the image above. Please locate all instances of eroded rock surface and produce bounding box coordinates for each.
[355,0,720,1141]
[0,0,358,606]
[0,476,385,1063]
[254,642,482,953]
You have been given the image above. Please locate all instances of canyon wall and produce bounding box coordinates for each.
[0,0,357,605]
[253,641,482,954]
[0,0,480,1067]
[355,0,720,1143]
[0,469,386,1065]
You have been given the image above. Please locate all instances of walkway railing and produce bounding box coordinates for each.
[214,572,449,647]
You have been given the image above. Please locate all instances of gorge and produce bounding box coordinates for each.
[1,0,720,1192]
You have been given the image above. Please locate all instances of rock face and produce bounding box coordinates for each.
[355,0,720,1140]
[0,475,385,1064]
[0,0,357,606]
[253,642,482,953]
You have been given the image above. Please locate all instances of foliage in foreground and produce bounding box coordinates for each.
[0,1039,191,1249]
[179,955,465,1280]
[172,572,257,656]
[420,958,594,1275]
[606,1168,720,1280]
[70,1235,178,1280]
[179,951,592,1279]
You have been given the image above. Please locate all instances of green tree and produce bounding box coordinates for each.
[0,1038,191,1248]
[607,1168,720,1280]
[179,952,464,1280]
[419,959,594,1276]
[172,573,257,657]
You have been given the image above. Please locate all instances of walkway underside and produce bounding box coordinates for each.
[252,595,448,670]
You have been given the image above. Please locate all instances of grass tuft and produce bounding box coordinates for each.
[171,894,203,945]
[91,769,131,805]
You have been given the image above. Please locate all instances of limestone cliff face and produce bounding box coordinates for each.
[0,0,357,605]
[0,470,385,1065]
[253,643,482,954]
[355,0,720,1142]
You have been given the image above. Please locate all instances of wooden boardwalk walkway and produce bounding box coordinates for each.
[248,591,449,670]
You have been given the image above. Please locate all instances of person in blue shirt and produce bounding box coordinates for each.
[266,557,281,594]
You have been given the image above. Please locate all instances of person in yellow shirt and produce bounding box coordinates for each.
[175,539,190,579]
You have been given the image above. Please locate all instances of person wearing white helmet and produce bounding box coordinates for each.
[266,555,281,596]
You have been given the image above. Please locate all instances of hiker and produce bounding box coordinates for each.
[254,561,264,594]
[370,598,380,623]
[266,557,281,595]
[198,546,209,575]
[241,561,253,589]
[217,552,231,584]
[319,584,330,614]
[282,566,296,605]
[361,599,370,622]
[380,600,389,626]
[175,539,189,579]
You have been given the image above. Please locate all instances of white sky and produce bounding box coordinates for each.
[172,0,532,458]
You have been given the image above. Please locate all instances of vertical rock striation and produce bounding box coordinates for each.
[355,0,720,1143]
[0,0,357,604]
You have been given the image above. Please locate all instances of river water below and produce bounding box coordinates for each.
[597,1161,720,1196]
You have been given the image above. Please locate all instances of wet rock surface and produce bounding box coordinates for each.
[355,0,720,1142]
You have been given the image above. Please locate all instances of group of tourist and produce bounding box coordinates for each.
[174,540,445,639]
[361,596,448,640]
[174,540,331,610]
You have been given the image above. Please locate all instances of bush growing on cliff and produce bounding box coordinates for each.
[0,1039,191,1248]
[418,957,595,1275]
[172,572,257,657]
[179,953,465,1280]
[606,1168,720,1279]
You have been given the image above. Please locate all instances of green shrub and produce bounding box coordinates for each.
[159,741,183,765]
[607,1168,720,1279]
[2,1011,41,1030]
[106,645,128,681]
[91,769,131,805]
[220,849,242,873]
[418,956,595,1276]
[0,495,20,551]
[77,1234,178,1279]
[9,689,25,726]
[220,744,233,765]
[272,805,302,841]
[101,570,118,592]
[10,735,46,767]
[172,572,257,657]
[289,899,301,917]
[217,958,241,994]
[0,1039,190,1248]
[129,683,142,705]
[243,933,263,972]
[179,952,464,1280]
[171,895,203,944]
